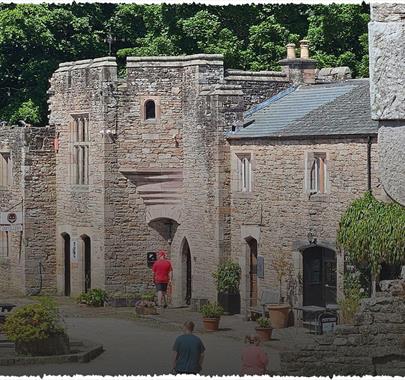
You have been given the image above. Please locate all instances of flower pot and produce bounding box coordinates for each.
[218,292,240,315]
[267,304,290,329]
[15,333,70,356]
[203,317,220,331]
[255,327,273,341]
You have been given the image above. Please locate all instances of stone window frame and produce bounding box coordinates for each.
[232,151,255,196]
[304,151,329,195]
[140,96,161,124]
[0,150,12,190]
[70,113,90,188]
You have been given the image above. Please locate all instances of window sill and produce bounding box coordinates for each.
[307,192,330,201]
[143,119,159,124]
[71,185,90,192]
[232,191,255,200]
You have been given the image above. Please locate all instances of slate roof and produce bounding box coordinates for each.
[227,79,378,139]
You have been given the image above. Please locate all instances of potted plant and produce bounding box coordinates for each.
[135,292,158,315]
[200,302,224,331]
[77,288,108,307]
[4,298,70,356]
[268,252,292,329]
[213,260,241,315]
[255,316,273,341]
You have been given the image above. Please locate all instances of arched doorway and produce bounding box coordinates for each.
[181,239,192,305]
[62,233,71,296]
[247,237,258,307]
[302,246,336,307]
[82,235,91,292]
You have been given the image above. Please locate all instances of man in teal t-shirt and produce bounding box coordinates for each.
[172,321,205,374]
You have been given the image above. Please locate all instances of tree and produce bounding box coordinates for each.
[337,192,405,297]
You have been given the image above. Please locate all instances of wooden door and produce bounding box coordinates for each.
[248,239,258,307]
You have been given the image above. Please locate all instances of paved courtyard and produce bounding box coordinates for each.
[0,297,316,376]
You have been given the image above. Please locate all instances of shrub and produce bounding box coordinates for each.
[200,302,224,318]
[212,260,241,293]
[140,292,155,302]
[256,316,272,328]
[4,298,65,343]
[77,288,107,307]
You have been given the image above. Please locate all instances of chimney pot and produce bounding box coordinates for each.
[300,39,310,59]
[286,43,296,59]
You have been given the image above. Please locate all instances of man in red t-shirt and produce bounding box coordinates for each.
[152,250,173,308]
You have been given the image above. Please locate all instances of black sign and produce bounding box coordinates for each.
[257,256,264,279]
[147,252,157,268]
[7,213,17,224]
[319,312,338,334]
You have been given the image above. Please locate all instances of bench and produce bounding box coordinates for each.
[248,289,279,320]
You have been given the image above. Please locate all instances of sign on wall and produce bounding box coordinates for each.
[0,212,23,231]
[71,240,78,262]
[320,313,338,334]
[257,255,264,279]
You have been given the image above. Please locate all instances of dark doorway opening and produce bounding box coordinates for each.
[303,246,336,307]
[247,238,258,307]
[83,236,91,292]
[182,239,192,305]
[63,233,71,297]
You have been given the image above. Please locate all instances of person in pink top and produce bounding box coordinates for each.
[241,335,269,375]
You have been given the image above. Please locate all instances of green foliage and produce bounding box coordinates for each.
[0,3,371,125]
[200,302,224,318]
[4,298,65,343]
[140,291,155,302]
[77,288,108,307]
[9,99,40,125]
[212,260,241,293]
[256,316,272,328]
[338,270,367,324]
[337,192,405,278]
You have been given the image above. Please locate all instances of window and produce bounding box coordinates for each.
[72,115,89,185]
[237,154,252,192]
[145,100,156,120]
[0,152,12,188]
[307,152,327,194]
[0,232,9,257]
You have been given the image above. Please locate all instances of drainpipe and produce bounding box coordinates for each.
[367,136,372,193]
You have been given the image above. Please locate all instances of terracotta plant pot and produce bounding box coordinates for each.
[255,327,273,341]
[267,304,290,329]
[203,317,220,331]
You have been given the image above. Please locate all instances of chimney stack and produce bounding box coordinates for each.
[300,39,310,59]
[278,40,316,85]
[286,43,296,59]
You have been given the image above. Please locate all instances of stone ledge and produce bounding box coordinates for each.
[127,54,224,68]
[0,340,103,366]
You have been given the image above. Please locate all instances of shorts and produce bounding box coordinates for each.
[155,283,168,292]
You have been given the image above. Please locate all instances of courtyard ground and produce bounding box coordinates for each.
[0,297,315,376]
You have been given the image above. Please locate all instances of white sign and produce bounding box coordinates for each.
[71,240,78,262]
[0,212,23,225]
[0,224,23,232]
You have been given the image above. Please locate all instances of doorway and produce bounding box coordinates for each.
[181,239,192,305]
[83,235,91,292]
[303,246,336,307]
[63,233,71,296]
[247,238,258,307]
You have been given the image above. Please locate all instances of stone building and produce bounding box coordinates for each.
[0,40,383,320]
[227,79,380,316]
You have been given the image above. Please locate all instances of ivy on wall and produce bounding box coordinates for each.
[337,192,405,295]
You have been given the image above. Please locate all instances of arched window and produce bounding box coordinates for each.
[145,100,156,120]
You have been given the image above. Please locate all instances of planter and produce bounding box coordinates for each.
[267,304,290,329]
[135,305,158,315]
[218,292,240,315]
[108,297,140,307]
[255,327,273,341]
[15,333,70,356]
[202,317,220,332]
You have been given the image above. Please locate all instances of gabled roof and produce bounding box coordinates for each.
[227,79,378,139]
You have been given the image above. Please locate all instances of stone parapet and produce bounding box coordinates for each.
[126,54,224,68]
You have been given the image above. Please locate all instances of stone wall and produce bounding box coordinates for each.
[369,4,405,205]
[47,53,291,301]
[0,125,56,296]
[280,280,405,376]
[228,137,381,314]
